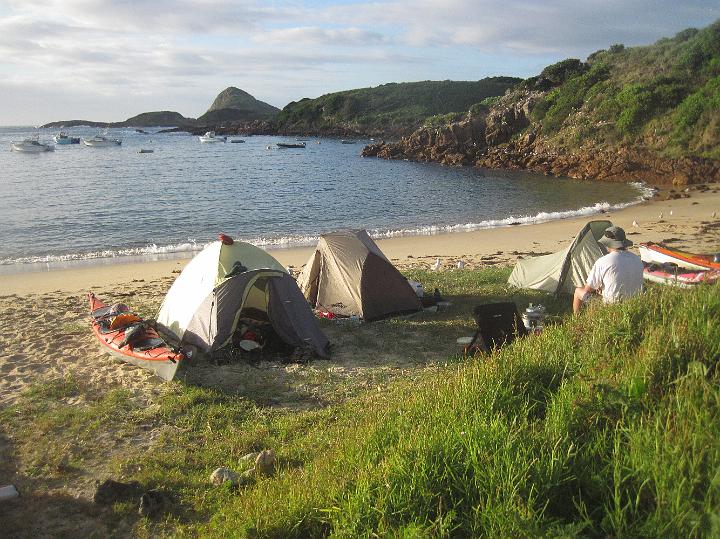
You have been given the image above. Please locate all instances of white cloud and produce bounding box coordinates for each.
[0,0,717,124]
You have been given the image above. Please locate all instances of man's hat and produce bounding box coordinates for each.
[599,225,633,249]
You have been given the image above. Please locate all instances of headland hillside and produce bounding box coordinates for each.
[273,78,522,138]
[364,20,720,186]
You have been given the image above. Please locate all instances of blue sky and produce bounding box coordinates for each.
[0,0,718,125]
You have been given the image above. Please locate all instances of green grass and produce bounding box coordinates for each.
[3,269,719,537]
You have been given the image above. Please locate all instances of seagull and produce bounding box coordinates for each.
[712,211,717,219]
[658,212,663,220]
[456,260,465,269]
[432,258,442,271]
[669,210,673,216]
[632,220,639,227]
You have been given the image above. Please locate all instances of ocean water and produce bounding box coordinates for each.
[0,126,648,272]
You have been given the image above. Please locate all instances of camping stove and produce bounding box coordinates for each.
[522,303,546,335]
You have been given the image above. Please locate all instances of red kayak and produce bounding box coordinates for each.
[643,264,720,288]
[88,293,185,381]
[639,242,720,271]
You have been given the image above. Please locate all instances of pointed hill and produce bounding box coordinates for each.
[197,87,280,124]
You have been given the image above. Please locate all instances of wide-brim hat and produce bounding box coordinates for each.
[599,225,633,249]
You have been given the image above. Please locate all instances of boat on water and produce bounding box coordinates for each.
[138,149,154,154]
[53,132,80,145]
[230,139,245,143]
[639,242,720,271]
[277,142,306,148]
[88,293,186,381]
[82,134,122,147]
[199,131,226,143]
[341,139,355,144]
[11,136,54,153]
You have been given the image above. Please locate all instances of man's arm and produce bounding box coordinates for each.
[573,284,596,314]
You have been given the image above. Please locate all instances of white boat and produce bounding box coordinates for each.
[53,132,80,145]
[82,135,122,147]
[199,131,226,143]
[11,136,54,153]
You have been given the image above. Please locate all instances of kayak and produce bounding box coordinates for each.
[639,242,720,271]
[88,293,185,381]
[643,264,720,288]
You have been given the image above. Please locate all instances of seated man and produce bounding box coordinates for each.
[573,225,644,314]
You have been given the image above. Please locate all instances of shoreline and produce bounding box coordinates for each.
[2,188,718,297]
[0,179,651,272]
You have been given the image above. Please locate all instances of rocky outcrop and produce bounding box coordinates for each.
[363,91,720,186]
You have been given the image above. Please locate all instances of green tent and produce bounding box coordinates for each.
[508,220,611,294]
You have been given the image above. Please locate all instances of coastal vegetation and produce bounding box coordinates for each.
[274,78,522,136]
[2,268,718,536]
[365,19,720,185]
[529,20,720,158]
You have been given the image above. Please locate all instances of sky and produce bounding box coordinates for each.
[0,0,718,125]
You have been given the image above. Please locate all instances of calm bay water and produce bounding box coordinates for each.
[0,126,646,272]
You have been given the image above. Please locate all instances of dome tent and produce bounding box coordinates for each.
[157,236,330,357]
[297,229,422,320]
[508,220,611,294]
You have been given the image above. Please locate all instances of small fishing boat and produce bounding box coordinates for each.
[643,264,720,288]
[138,149,154,154]
[83,134,122,147]
[88,293,186,381]
[199,131,226,143]
[277,142,306,148]
[11,136,54,153]
[230,139,245,143]
[340,139,355,144]
[53,132,81,144]
[639,242,720,271]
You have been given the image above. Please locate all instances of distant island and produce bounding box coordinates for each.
[364,20,720,186]
[40,87,279,131]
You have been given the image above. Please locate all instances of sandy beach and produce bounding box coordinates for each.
[1,186,718,408]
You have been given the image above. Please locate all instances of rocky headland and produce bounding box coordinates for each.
[363,22,720,186]
[362,89,720,186]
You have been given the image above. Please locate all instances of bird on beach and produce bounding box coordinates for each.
[632,220,639,227]
[712,211,717,219]
[456,260,465,269]
[658,212,663,220]
[432,258,441,271]
[669,210,673,216]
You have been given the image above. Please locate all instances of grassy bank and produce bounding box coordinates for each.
[2,269,719,537]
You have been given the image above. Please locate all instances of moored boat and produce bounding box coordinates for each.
[639,242,720,271]
[83,134,122,147]
[11,136,54,153]
[53,132,81,144]
[340,139,355,144]
[88,293,186,381]
[199,131,226,143]
[277,142,306,148]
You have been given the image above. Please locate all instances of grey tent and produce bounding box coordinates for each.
[297,230,422,320]
[157,238,330,357]
[508,220,611,294]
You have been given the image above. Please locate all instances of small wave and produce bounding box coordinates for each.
[1,183,654,267]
